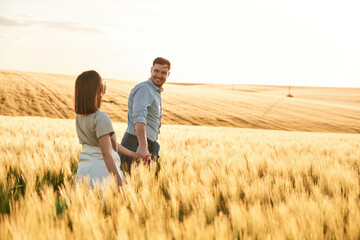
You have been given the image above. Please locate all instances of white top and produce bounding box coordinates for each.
[76,109,117,150]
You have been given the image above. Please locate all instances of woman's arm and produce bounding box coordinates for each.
[110,132,118,152]
[98,134,123,188]
[117,143,136,159]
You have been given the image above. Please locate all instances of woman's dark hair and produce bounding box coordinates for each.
[75,70,104,114]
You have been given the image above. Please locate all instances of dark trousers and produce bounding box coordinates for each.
[119,132,160,174]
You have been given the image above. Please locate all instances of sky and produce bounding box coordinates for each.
[0,0,360,87]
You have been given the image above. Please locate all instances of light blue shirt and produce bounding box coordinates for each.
[126,78,163,141]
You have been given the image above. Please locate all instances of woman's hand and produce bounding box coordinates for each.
[132,151,139,161]
[136,144,150,163]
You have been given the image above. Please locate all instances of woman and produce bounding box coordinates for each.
[74,70,135,189]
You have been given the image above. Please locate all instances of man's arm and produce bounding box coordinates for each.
[131,86,152,162]
[135,122,150,161]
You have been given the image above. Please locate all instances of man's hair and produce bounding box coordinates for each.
[153,57,171,70]
[74,70,104,115]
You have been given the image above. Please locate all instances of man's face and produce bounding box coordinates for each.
[150,64,170,88]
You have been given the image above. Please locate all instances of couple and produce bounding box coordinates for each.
[74,57,171,189]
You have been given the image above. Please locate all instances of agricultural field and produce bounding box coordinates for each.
[0,116,359,239]
[1,70,359,133]
[0,70,360,239]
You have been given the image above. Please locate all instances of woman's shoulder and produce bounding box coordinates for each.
[76,110,110,121]
[93,109,114,133]
[95,109,109,117]
[94,109,111,122]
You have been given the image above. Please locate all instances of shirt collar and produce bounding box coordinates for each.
[147,78,164,93]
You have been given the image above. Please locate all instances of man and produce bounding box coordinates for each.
[119,57,171,173]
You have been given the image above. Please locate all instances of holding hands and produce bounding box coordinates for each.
[136,144,151,164]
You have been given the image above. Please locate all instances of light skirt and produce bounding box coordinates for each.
[76,144,126,188]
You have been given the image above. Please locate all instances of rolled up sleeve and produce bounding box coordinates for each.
[132,86,153,125]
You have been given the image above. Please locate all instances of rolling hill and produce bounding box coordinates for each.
[0,69,359,133]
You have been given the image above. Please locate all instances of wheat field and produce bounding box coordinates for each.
[1,70,359,133]
[1,115,359,239]
[1,70,360,239]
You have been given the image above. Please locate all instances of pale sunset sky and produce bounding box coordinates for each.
[0,0,359,87]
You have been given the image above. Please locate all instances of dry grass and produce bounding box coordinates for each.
[1,69,359,133]
[1,116,359,239]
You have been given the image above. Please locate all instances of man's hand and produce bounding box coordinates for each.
[135,122,150,163]
[136,144,150,163]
